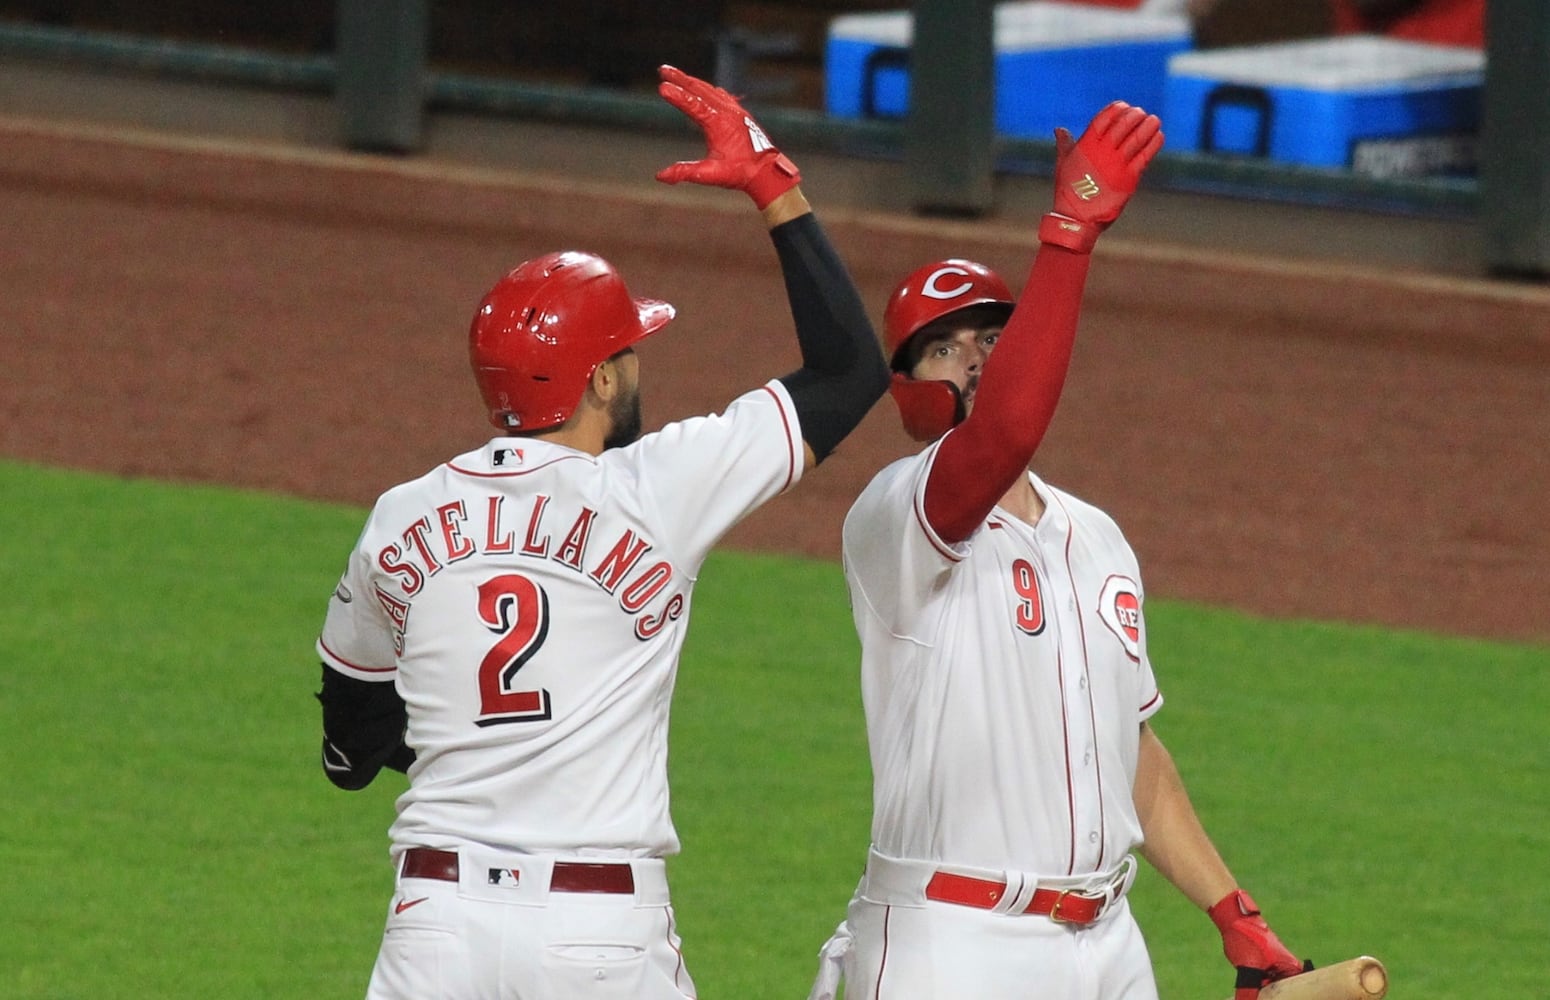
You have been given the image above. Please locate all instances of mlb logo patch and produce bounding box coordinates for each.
[487,867,521,888]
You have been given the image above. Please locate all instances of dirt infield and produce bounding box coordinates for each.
[3,117,1547,645]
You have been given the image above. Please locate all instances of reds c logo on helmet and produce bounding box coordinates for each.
[882,258,1014,370]
[469,250,675,432]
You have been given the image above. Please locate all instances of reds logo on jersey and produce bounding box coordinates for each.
[1097,574,1142,662]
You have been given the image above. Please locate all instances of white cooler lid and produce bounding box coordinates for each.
[830,1,1190,49]
[1166,35,1483,90]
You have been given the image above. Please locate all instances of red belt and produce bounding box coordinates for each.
[924,871,1109,925]
[400,847,636,894]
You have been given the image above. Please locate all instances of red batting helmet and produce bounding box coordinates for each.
[470,250,675,431]
[882,258,1014,370]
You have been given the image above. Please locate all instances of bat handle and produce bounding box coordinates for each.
[1226,956,1388,1000]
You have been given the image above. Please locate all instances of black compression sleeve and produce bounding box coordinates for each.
[316,664,415,790]
[769,213,889,462]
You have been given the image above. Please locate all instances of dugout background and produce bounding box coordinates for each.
[0,3,1546,646]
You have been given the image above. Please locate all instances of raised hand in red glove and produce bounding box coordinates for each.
[1039,99,1164,254]
[655,64,801,210]
[1209,889,1310,1000]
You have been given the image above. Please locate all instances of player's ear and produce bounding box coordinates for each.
[590,359,618,403]
[591,348,636,403]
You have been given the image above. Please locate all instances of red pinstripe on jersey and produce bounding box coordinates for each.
[758,383,801,494]
[446,453,592,478]
[1056,490,1109,873]
[874,906,894,1000]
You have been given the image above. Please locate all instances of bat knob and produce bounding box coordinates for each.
[1356,956,1388,998]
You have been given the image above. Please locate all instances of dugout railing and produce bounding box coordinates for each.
[0,0,1542,277]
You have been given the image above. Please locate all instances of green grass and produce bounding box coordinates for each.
[1,460,1544,998]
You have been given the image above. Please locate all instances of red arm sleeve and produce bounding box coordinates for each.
[921,243,1093,543]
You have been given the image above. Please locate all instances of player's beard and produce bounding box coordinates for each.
[961,374,980,414]
[603,383,643,450]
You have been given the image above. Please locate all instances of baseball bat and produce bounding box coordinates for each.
[1219,956,1388,1000]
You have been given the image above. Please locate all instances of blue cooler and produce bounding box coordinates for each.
[1163,36,1484,177]
[825,1,1192,140]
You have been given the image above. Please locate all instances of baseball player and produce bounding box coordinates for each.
[315,64,888,999]
[809,103,1307,1000]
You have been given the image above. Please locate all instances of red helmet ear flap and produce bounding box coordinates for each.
[888,373,964,443]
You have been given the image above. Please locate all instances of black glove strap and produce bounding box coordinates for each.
[1235,966,1268,990]
[1235,959,1317,991]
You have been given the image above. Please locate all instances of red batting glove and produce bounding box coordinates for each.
[655,64,801,210]
[1039,100,1164,254]
[1209,890,1310,1000]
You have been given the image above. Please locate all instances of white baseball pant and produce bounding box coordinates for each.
[366,848,697,1000]
[814,851,1157,1000]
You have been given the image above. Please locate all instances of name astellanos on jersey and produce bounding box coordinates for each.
[371,493,686,647]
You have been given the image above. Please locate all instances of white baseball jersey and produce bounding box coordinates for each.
[842,440,1162,876]
[318,380,803,859]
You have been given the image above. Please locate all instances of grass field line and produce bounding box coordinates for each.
[4,110,1548,317]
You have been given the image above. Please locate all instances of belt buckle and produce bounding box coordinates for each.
[1047,888,1102,924]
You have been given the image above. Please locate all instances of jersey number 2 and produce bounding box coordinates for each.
[476,573,553,726]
